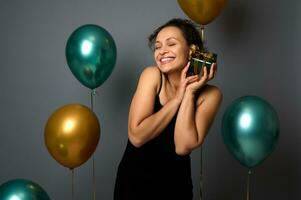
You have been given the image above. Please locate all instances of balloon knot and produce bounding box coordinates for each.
[92,89,98,96]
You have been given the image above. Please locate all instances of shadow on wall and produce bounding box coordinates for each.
[208,151,297,200]
[110,65,137,109]
[219,0,257,45]
[253,145,299,199]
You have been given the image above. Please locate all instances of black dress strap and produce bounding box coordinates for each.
[157,72,163,95]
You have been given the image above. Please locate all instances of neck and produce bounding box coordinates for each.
[165,70,181,92]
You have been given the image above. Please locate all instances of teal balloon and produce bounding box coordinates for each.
[221,96,279,169]
[66,24,117,89]
[0,179,50,200]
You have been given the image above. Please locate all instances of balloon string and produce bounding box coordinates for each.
[246,170,252,200]
[90,89,96,200]
[93,156,96,200]
[200,25,205,45]
[199,147,203,200]
[90,90,95,111]
[71,169,74,200]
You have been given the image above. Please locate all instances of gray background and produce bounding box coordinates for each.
[0,0,300,199]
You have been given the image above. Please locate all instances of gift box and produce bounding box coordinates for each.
[187,45,217,77]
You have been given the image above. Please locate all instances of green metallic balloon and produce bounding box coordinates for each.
[221,96,279,169]
[0,179,50,200]
[66,24,117,89]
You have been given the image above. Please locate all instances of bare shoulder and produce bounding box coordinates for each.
[203,84,223,97]
[138,66,161,93]
[196,84,223,106]
[140,66,160,76]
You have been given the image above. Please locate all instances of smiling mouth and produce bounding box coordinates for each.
[160,57,175,65]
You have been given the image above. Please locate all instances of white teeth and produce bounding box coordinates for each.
[161,57,174,62]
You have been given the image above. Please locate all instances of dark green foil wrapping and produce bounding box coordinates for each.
[187,52,217,77]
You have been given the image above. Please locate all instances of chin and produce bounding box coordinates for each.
[158,65,181,74]
[157,63,172,72]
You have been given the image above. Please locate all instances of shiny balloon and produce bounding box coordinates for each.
[66,24,117,89]
[45,104,100,169]
[177,0,227,25]
[222,96,279,169]
[0,179,50,200]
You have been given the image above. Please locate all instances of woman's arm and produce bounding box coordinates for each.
[174,86,222,155]
[128,67,182,147]
[174,64,223,155]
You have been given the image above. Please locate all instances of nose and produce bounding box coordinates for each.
[158,46,168,55]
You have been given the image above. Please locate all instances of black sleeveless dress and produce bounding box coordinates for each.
[114,92,193,200]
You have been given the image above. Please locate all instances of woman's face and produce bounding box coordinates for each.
[154,26,190,74]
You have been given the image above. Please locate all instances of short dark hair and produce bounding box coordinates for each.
[148,18,203,51]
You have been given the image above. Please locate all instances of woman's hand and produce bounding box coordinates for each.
[174,62,200,103]
[186,63,217,95]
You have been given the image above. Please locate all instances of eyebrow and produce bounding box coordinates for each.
[155,37,179,44]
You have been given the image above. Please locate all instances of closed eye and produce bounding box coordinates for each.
[168,43,176,46]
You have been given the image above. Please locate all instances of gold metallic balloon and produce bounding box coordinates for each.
[177,0,227,25]
[45,104,100,169]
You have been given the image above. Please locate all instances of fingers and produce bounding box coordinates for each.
[213,63,217,78]
[182,62,217,90]
[202,63,217,80]
[185,75,199,84]
[209,63,217,79]
[181,61,190,80]
[201,65,208,80]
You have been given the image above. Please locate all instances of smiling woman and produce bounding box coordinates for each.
[114,18,222,200]
[153,26,190,74]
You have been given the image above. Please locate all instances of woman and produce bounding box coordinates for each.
[114,18,222,200]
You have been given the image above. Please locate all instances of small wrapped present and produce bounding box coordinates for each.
[187,45,217,77]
